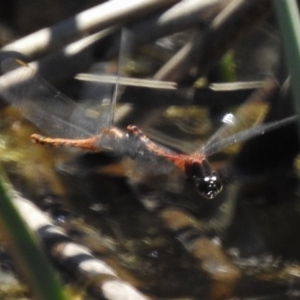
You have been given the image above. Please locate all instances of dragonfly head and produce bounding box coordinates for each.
[196,172,223,199]
[187,160,223,199]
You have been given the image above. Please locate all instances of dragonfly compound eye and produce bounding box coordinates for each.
[196,173,222,199]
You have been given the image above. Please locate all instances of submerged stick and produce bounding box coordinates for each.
[13,194,149,300]
[0,181,67,300]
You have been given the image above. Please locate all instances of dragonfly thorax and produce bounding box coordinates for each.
[95,127,130,154]
[186,159,222,199]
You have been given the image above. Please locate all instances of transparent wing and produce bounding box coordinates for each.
[201,115,297,157]
[0,59,115,139]
[197,79,278,157]
[78,61,119,131]
[112,28,186,187]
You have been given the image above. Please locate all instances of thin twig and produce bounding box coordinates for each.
[1,0,179,61]
[153,29,202,82]
[106,0,233,60]
[0,29,113,98]
[128,0,234,48]
[76,73,177,89]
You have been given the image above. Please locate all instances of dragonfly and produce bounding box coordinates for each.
[0,56,297,199]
